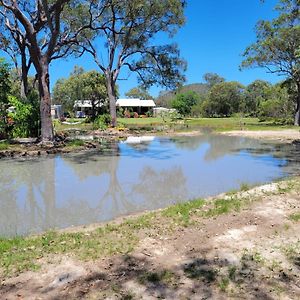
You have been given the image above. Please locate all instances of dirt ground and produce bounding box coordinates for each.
[1,181,300,300]
[221,129,300,142]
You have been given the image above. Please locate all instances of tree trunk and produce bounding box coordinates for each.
[106,74,117,127]
[38,62,54,141]
[20,51,29,99]
[294,82,300,126]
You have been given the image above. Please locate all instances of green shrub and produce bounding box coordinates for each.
[7,96,39,138]
[93,114,111,130]
[171,91,199,116]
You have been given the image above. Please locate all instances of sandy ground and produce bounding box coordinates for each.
[221,129,300,142]
[1,181,300,300]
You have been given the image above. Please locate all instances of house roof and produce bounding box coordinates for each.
[116,98,156,107]
[74,100,103,108]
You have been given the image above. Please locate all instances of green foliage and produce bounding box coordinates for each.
[203,72,225,88]
[53,67,108,116]
[7,96,39,138]
[190,102,204,117]
[244,80,271,116]
[93,114,112,130]
[9,70,39,101]
[67,139,85,147]
[70,0,187,124]
[125,87,153,100]
[201,82,245,117]
[156,83,209,108]
[242,0,300,124]
[0,58,11,139]
[0,58,10,103]
[171,91,199,116]
[258,84,293,123]
[0,142,9,150]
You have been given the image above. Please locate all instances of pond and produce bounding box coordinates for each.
[0,134,299,237]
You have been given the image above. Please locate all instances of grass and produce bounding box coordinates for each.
[282,241,300,260]
[202,197,244,218]
[219,277,230,292]
[240,183,250,192]
[53,118,93,132]
[51,116,299,134]
[0,177,298,277]
[162,198,205,226]
[185,117,298,132]
[0,195,254,276]
[66,139,85,147]
[119,117,169,126]
[139,270,178,286]
[120,116,299,133]
[288,212,300,222]
[0,142,9,150]
[0,225,138,276]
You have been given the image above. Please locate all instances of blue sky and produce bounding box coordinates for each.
[6,0,282,98]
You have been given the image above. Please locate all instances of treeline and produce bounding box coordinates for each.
[0,0,186,141]
[158,73,295,124]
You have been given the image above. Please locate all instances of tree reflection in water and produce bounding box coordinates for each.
[132,166,187,208]
[0,158,55,236]
[0,135,299,237]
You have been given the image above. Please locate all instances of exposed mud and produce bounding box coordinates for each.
[221,129,300,143]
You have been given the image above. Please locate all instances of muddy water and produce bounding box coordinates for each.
[0,134,299,237]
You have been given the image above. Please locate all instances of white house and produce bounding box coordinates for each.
[74,100,103,117]
[116,98,156,114]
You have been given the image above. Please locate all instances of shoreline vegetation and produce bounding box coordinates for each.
[0,177,300,299]
[0,117,299,159]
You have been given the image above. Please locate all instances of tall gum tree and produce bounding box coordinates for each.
[242,0,300,125]
[77,0,187,127]
[0,0,86,141]
[0,14,31,99]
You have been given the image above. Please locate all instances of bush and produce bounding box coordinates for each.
[146,110,153,117]
[258,86,293,123]
[191,102,203,117]
[117,107,124,118]
[7,96,39,138]
[93,114,111,130]
[171,91,199,116]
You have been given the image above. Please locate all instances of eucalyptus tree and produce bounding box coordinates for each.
[242,0,300,125]
[0,58,10,103]
[125,87,153,100]
[0,15,31,99]
[244,80,271,116]
[203,73,225,88]
[77,0,186,127]
[0,0,86,141]
[53,67,108,118]
[0,58,11,138]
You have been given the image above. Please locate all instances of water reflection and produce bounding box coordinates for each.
[0,134,299,237]
[132,166,187,207]
[0,159,56,236]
